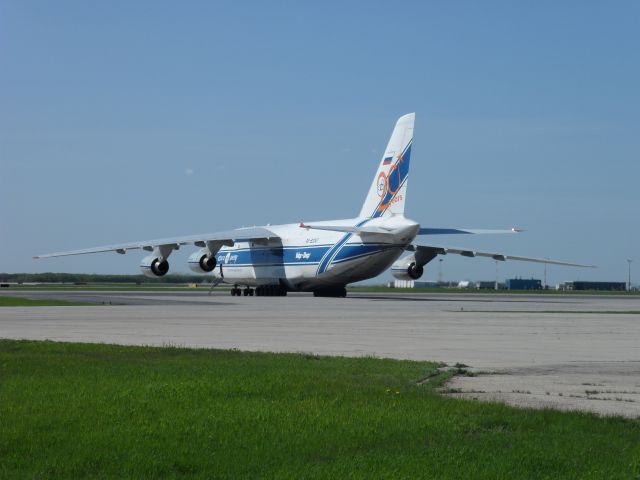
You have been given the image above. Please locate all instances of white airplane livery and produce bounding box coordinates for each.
[35,113,593,296]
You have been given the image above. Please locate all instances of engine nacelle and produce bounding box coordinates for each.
[140,255,170,278]
[188,250,217,274]
[390,255,424,281]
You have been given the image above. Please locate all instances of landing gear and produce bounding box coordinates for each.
[231,286,255,296]
[255,285,287,296]
[231,285,285,297]
[313,286,347,298]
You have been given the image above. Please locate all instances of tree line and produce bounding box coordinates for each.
[0,273,212,284]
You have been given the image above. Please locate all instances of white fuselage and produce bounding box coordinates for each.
[212,216,419,291]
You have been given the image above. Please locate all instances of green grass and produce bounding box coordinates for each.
[3,283,217,292]
[0,296,93,307]
[1,340,639,479]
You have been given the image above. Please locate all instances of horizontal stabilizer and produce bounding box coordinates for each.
[299,223,393,235]
[408,244,595,268]
[419,227,522,235]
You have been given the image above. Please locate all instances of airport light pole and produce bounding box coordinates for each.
[438,258,443,285]
[628,259,633,292]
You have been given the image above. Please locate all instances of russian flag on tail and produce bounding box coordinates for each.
[382,156,393,165]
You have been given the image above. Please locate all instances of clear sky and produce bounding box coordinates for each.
[1,1,638,286]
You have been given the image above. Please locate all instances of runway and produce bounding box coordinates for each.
[1,289,640,417]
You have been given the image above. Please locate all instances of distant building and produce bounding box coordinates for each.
[457,280,476,289]
[564,281,627,291]
[505,278,542,290]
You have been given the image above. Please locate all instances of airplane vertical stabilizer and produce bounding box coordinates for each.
[359,113,414,218]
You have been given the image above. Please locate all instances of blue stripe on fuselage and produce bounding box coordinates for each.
[217,244,329,266]
[331,244,396,263]
[214,242,398,268]
[315,219,372,275]
[216,246,397,268]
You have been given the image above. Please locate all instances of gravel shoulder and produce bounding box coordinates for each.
[445,362,640,418]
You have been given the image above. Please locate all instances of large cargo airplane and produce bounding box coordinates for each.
[35,113,592,297]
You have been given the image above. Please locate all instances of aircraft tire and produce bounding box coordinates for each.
[255,285,287,296]
[313,286,347,298]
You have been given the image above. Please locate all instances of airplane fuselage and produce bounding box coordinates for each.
[212,216,420,291]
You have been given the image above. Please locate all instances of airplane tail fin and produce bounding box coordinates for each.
[359,113,414,218]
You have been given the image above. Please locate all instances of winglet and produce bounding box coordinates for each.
[511,227,525,233]
[32,256,40,260]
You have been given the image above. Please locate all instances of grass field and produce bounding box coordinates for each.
[1,283,212,292]
[1,340,639,478]
[0,296,93,307]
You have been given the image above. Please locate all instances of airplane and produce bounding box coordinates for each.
[34,113,593,297]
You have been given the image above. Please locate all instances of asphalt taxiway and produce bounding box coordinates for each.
[1,290,639,417]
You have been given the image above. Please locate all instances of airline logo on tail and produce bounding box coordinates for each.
[359,112,415,219]
[372,142,412,217]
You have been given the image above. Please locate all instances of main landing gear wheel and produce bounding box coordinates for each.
[255,285,287,296]
[243,287,254,296]
[230,286,243,296]
[313,286,347,298]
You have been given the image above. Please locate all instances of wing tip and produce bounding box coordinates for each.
[32,256,40,260]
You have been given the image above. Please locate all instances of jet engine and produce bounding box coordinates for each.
[390,254,424,281]
[140,255,170,278]
[188,250,217,274]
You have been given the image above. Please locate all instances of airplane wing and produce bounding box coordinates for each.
[299,224,592,267]
[33,226,278,259]
[408,244,595,267]
[419,227,522,235]
[299,223,392,234]
[300,224,523,236]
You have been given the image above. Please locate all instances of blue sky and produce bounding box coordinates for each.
[1,1,638,285]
